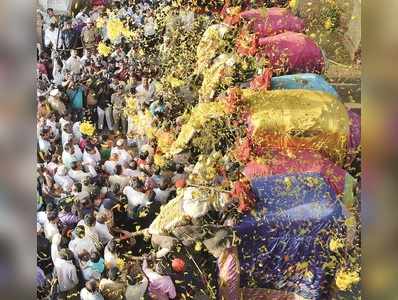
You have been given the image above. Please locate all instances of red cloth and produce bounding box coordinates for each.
[231,180,256,213]
[240,8,305,37]
[243,150,347,196]
[171,258,185,273]
[249,68,272,90]
[91,0,106,7]
[257,32,325,74]
[175,179,186,189]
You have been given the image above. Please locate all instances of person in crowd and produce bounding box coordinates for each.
[81,19,98,52]
[53,248,80,300]
[80,279,105,300]
[64,50,82,75]
[99,267,127,300]
[61,20,78,58]
[44,22,61,50]
[142,256,177,300]
[111,85,127,133]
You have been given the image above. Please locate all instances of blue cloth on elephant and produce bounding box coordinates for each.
[235,173,345,300]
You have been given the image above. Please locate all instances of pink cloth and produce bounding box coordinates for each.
[347,110,361,163]
[91,0,106,7]
[241,8,305,37]
[243,150,347,196]
[143,260,176,300]
[37,63,48,75]
[218,247,240,300]
[257,32,325,74]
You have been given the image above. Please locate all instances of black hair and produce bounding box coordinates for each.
[131,178,144,190]
[47,211,58,222]
[130,160,137,170]
[108,267,120,281]
[115,164,123,176]
[112,183,121,194]
[147,190,156,202]
[70,161,79,170]
[75,182,82,192]
[90,251,101,263]
[176,164,185,174]
[139,151,149,160]
[84,214,96,227]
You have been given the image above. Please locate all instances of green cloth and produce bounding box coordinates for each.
[100,148,111,161]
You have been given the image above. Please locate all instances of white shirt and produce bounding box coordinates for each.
[135,83,155,106]
[38,137,51,154]
[73,122,82,140]
[68,169,91,182]
[110,147,132,166]
[46,119,59,139]
[122,168,143,178]
[62,131,74,147]
[125,277,148,300]
[109,175,130,190]
[154,188,172,204]
[46,161,59,176]
[64,55,82,74]
[80,288,104,300]
[62,149,82,169]
[37,211,48,225]
[69,237,97,261]
[104,160,117,175]
[104,244,118,269]
[44,222,59,241]
[54,173,74,192]
[144,17,156,36]
[83,149,101,168]
[54,258,79,292]
[95,222,113,245]
[77,220,101,248]
[44,28,61,48]
[53,62,64,85]
[123,186,150,208]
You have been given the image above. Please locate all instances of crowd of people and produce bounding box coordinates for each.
[36,1,204,300]
[36,0,360,299]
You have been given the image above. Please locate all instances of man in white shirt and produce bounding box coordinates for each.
[111,139,132,166]
[103,153,119,175]
[44,23,61,50]
[95,212,113,245]
[61,122,74,147]
[125,274,148,300]
[122,160,143,178]
[80,49,92,66]
[68,161,94,182]
[62,143,82,169]
[54,166,74,192]
[83,144,101,168]
[77,214,102,250]
[123,179,150,217]
[53,249,79,297]
[81,279,104,300]
[135,77,155,109]
[109,165,130,190]
[44,212,59,241]
[69,225,97,261]
[64,50,82,75]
